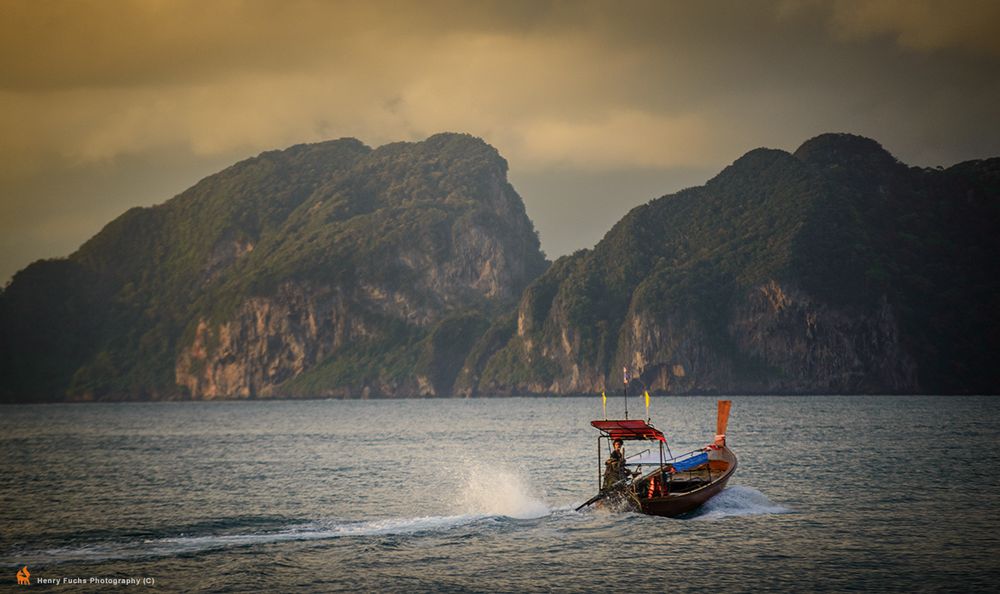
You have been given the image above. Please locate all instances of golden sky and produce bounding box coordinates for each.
[2,0,1000,282]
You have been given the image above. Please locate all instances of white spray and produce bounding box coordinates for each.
[455,462,550,519]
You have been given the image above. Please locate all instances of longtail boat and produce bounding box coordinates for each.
[577,400,737,517]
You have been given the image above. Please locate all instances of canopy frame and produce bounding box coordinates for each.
[590,419,666,442]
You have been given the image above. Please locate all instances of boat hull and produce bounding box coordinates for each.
[636,446,738,518]
[639,472,732,517]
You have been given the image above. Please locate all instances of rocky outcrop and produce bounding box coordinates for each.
[464,278,918,396]
[613,281,918,394]
[173,133,547,399]
[725,282,917,392]
[176,284,352,398]
[0,133,547,402]
[461,133,999,395]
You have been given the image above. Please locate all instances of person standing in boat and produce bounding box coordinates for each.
[603,438,629,490]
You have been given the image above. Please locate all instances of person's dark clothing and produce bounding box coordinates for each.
[603,449,627,491]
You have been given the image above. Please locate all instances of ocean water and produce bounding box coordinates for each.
[2,395,998,592]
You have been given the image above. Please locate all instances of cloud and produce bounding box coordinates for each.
[0,20,722,174]
[2,0,1000,281]
[782,0,1000,57]
[5,0,996,174]
[513,110,711,170]
[0,0,360,91]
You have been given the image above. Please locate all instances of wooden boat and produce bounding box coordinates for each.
[577,400,737,517]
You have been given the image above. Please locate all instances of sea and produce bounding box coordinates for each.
[2,395,998,592]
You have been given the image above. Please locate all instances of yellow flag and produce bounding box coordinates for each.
[644,390,650,414]
[602,391,607,418]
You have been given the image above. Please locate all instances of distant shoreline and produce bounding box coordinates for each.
[3,392,996,405]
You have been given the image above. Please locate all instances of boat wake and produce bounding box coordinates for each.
[12,515,491,565]
[14,466,553,565]
[7,484,779,564]
[692,486,790,520]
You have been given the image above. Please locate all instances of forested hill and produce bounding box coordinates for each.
[2,132,997,402]
[0,133,547,402]
[456,133,1000,396]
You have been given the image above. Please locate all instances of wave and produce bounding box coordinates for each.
[692,486,791,520]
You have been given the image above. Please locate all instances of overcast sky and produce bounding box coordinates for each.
[2,0,1000,283]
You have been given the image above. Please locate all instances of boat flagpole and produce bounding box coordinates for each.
[623,366,630,419]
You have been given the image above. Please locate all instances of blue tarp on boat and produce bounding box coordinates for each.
[671,452,708,471]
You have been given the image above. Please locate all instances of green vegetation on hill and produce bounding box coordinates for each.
[465,134,1000,395]
[0,133,546,402]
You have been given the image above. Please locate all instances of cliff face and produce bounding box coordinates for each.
[463,279,916,396]
[172,134,545,399]
[0,133,546,402]
[176,284,351,399]
[613,281,917,394]
[460,134,999,395]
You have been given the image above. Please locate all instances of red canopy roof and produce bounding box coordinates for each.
[591,419,666,442]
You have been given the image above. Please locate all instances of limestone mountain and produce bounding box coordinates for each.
[457,134,999,395]
[0,133,547,402]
